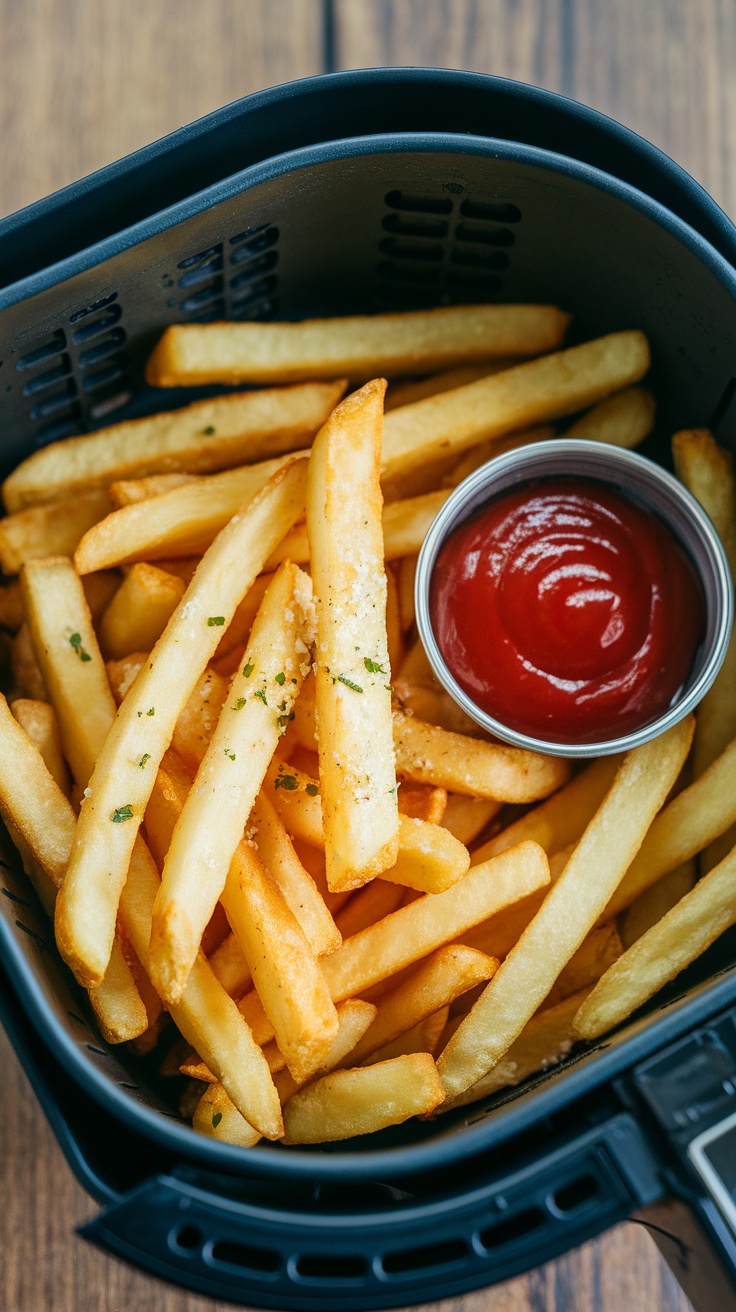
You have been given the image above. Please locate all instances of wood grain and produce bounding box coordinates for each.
[0,1,724,1308]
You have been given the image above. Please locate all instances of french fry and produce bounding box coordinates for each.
[109,472,198,507]
[251,792,341,957]
[3,384,344,512]
[385,361,517,410]
[574,843,736,1041]
[334,881,406,940]
[397,554,417,631]
[266,489,452,573]
[368,1008,449,1063]
[564,385,655,447]
[441,795,501,845]
[307,380,399,891]
[208,929,252,999]
[106,651,149,704]
[385,563,405,675]
[273,998,378,1105]
[10,698,71,796]
[193,1083,262,1147]
[74,451,309,574]
[98,563,186,659]
[392,708,570,802]
[543,922,623,1008]
[471,756,619,864]
[397,782,447,825]
[171,667,229,774]
[347,946,499,1066]
[321,841,550,1002]
[282,1052,445,1143]
[0,487,112,572]
[441,425,556,489]
[381,332,650,483]
[150,562,313,1001]
[11,623,48,700]
[381,817,470,894]
[55,458,308,989]
[21,558,117,790]
[436,717,693,1098]
[213,571,274,662]
[82,570,122,625]
[621,861,697,948]
[0,579,24,631]
[440,991,588,1111]
[147,305,571,388]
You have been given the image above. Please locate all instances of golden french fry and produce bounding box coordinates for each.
[620,861,697,948]
[382,817,470,894]
[472,756,619,864]
[543,922,623,1009]
[146,306,571,388]
[307,380,399,892]
[208,929,252,998]
[441,795,501,845]
[266,489,452,572]
[11,622,48,700]
[397,554,417,632]
[440,991,588,1111]
[273,998,378,1105]
[266,757,324,847]
[0,487,112,573]
[442,425,557,489]
[193,1083,262,1147]
[321,841,550,1003]
[4,384,344,512]
[251,792,341,957]
[564,385,655,447]
[397,782,447,825]
[10,698,71,796]
[334,881,405,940]
[385,563,405,675]
[436,717,693,1098]
[574,843,736,1041]
[392,708,570,802]
[606,733,736,918]
[0,579,25,631]
[394,679,486,737]
[385,361,517,410]
[82,570,122,624]
[109,472,198,507]
[368,1008,449,1063]
[150,563,313,1001]
[282,1052,445,1143]
[98,563,186,659]
[381,332,650,483]
[88,939,150,1044]
[21,558,117,790]
[348,945,498,1066]
[55,458,308,989]
[75,452,308,574]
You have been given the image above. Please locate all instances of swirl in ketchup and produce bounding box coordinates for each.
[430,478,705,744]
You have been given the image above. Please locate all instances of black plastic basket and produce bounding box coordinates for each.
[3,68,736,1311]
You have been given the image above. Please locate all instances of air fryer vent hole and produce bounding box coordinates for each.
[209,1239,281,1273]
[379,238,444,262]
[454,222,515,248]
[460,199,522,223]
[15,330,67,370]
[172,1224,203,1253]
[479,1205,546,1249]
[385,190,453,215]
[71,304,123,345]
[381,1237,468,1274]
[552,1174,600,1213]
[69,292,118,324]
[21,356,72,396]
[295,1253,368,1279]
[174,227,280,323]
[382,213,450,239]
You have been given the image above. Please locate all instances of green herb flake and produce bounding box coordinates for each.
[146,707,155,716]
[202,425,216,436]
[275,773,298,791]
[211,1111,222,1128]
[69,632,92,662]
[207,616,225,627]
[305,782,319,797]
[233,696,247,711]
[337,674,363,693]
[137,753,151,769]
[275,671,286,686]
[364,657,386,674]
[224,750,236,761]
[111,804,133,823]
[253,688,267,705]
[243,662,255,678]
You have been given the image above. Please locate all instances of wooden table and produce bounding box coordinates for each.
[1,2,733,1308]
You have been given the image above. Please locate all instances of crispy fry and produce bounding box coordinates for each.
[147,305,571,387]
[150,563,313,1001]
[75,451,309,574]
[0,487,112,572]
[564,385,655,447]
[385,563,405,675]
[382,816,470,894]
[441,424,556,489]
[385,361,517,410]
[4,384,344,512]
[11,622,48,700]
[282,1052,445,1143]
[381,332,650,483]
[543,922,623,1008]
[620,861,697,948]
[109,472,198,507]
[574,843,736,1040]
[397,782,447,825]
[82,570,122,624]
[208,929,252,998]
[441,795,501,845]
[436,718,693,1098]
[10,698,71,796]
[193,1083,262,1147]
[334,881,405,940]
[368,1008,449,1063]
[55,458,308,989]
[98,562,186,659]
[251,792,341,957]
[0,579,24,631]
[397,554,417,632]
[307,380,399,891]
[392,708,570,801]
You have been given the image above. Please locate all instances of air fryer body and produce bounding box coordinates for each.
[2,69,736,1311]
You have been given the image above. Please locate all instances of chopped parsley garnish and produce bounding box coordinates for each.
[243,662,254,678]
[211,1111,222,1128]
[207,616,225,627]
[233,696,247,711]
[253,688,267,705]
[137,753,151,769]
[111,805,133,823]
[275,671,286,686]
[224,749,236,760]
[305,782,319,797]
[202,425,216,436]
[337,674,363,693]
[364,657,386,674]
[274,773,298,791]
[276,711,294,734]
[69,632,92,662]
[146,707,155,716]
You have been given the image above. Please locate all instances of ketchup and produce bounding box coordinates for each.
[430,478,705,744]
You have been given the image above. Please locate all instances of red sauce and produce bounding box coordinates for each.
[430,478,705,744]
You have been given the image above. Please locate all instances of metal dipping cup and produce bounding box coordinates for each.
[415,438,734,758]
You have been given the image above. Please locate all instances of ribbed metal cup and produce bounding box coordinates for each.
[415,439,734,757]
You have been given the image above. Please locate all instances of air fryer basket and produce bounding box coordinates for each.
[3,69,736,1311]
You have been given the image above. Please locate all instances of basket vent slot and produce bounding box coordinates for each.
[381,1237,468,1275]
[479,1205,546,1250]
[295,1253,368,1280]
[552,1173,600,1213]
[376,189,522,307]
[21,356,72,396]
[170,226,280,325]
[209,1239,281,1273]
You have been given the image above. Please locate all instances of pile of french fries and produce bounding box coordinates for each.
[0,302,734,1147]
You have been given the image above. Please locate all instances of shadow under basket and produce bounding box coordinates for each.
[2,67,736,1312]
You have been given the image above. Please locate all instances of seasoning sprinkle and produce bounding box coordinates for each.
[207,616,225,627]
[337,674,363,693]
[69,632,92,662]
[111,805,133,823]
